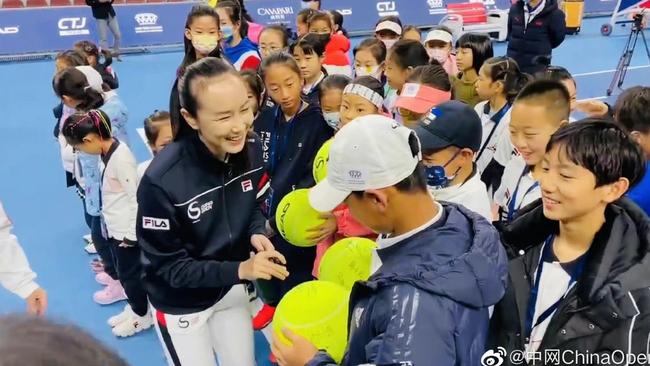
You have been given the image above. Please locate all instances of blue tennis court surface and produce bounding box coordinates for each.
[0,16,648,366]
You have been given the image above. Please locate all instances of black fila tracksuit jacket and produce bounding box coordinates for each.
[137,132,269,314]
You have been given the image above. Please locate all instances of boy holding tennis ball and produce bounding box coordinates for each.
[272,114,508,366]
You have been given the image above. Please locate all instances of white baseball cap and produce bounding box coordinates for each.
[425,29,453,44]
[75,65,104,93]
[308,115,422,212]
[375,20,402,36]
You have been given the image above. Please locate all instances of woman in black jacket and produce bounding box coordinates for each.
[506,0,566,74]
[489,121,650,365]
[138,58,288,366]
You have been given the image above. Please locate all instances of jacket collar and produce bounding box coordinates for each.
[503,198,650,307]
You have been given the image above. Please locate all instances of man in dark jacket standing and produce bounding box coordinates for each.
[86,0,121,57]
[507,0,566,74]
[489,121,650,365]
[271,115,509,366]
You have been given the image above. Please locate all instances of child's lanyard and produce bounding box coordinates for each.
[506,166,540,222]
[525,235,587,338]
[476,103,512,163]
[268,103,303,175]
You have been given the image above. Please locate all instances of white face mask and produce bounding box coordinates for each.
[355,65,382,80]
[323,112,340,129]
[381,39,398,50]
[427,47,449,65]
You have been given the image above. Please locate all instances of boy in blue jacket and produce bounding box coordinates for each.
[272,115,509,366]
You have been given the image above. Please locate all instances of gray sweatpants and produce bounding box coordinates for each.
[96,15,121,54]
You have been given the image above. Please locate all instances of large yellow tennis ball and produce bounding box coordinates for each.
[318,237,378,289]
[275,189,327,247]
[273,280,349,363]
[313,139,333,184]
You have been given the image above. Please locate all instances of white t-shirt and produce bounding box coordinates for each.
[430,170,493,221]
[474,101,513,173]
[494,155,541,222]
[526,240,583,357]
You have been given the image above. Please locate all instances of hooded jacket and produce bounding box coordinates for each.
[489,198,650,365]
[507,0,566,74]
[308,203,508,366]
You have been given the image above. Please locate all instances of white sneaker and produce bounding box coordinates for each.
[84,242,97,254]
[108,304,134,327]
[83,234,92,243]
[111,307,153,337]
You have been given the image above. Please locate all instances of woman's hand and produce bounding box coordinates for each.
[575,100,609,118]
[251,234,275,252]
[26,287,47,316]
[239,250,289,281]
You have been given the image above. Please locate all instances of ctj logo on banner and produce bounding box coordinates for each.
[377,1,399,16]
[58,17,89,36]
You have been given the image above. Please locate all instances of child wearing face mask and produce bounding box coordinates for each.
[374,16,403,50]
[414,101,492,221]
[318,75,351,130]
[170,5,222,140]
[307,10,351,77]
[216,0,261,71]
[424,27,458,76]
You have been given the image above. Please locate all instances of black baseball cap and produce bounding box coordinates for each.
[414,101,483,152]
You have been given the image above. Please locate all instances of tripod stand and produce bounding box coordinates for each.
[607,13,650,96]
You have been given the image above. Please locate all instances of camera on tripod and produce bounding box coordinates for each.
[607,10,650,95]
[633,13,645,30]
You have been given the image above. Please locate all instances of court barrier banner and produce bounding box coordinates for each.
[0,0,620,56]
[0,2,194,55]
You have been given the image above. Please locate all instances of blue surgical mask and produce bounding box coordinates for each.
[323,112,340,129]
[221,26,234,41]
[425,149,462,189]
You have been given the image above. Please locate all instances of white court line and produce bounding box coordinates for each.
[578,96,609,101]
[574,65,650,77]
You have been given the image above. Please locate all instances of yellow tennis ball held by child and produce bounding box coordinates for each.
[319,237,378,289]
[313,139,333,184]
[275,189,328,247]
[273,280,349,363]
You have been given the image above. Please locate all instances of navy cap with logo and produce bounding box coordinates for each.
[414,100,483,152]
